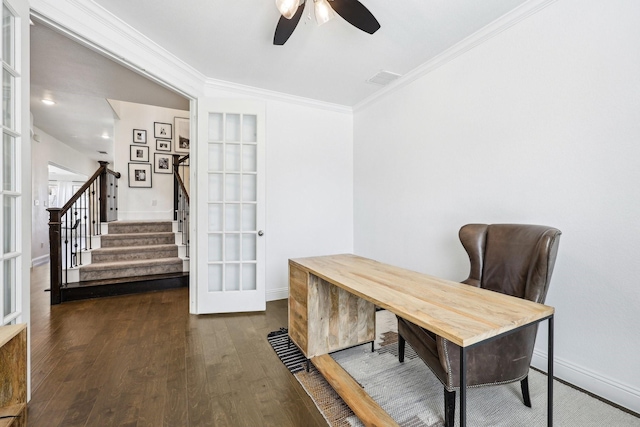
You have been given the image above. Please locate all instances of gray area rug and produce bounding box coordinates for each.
[273,311,640,427]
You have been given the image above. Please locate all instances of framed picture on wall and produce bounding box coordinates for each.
[174,117,190,153]
[130,145,149,162]
[48,184,59,208]
[154,122,172,139]
[156,139,171,152]
[128,163,152,188]
[133,129,147,143]
[154,153,172,174]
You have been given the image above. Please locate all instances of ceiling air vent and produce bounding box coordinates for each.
[98,151,108,155]
[366,70,401,86]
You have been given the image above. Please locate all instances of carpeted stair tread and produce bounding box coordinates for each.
[101,231,175,239]
[80,257,183,271]
[100,232,175,247]
[91,244,179,263]
[79,257,184,281]
[92,243,177,253]
[107,221,173,234]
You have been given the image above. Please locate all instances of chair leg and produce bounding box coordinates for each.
[521,376,532,408]
[444,388,456,427]
[398,334,406,362]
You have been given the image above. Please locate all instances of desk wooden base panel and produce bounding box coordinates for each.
[312,354,399,427]
[289,263,375,359]
[0,324,27,427]
[0,403,26,427]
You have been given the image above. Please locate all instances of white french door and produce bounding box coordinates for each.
[1,0,26,326]
[196,99,266,314]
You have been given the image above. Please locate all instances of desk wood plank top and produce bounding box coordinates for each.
[290,254,554,347]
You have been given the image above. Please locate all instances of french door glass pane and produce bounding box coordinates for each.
[225,174,240,201]
[225,204,240,231]
[208,143,223,170]
[208,113,223,141]
[242,204,256,231]
[225,114,240,142]
[225,144,240,171]
[225,234,240,261]
[242,115,257,142]
[242,234,256,261]
[3,195,15,253]
[242,264,256,290]
[208,204,223,231]
[242,145,257,172]
[208,174,222,201]
[208,264,222,292]
[207,234,222,262]
[243,175,257,202]
[2,6,14,68]
[3,258,15,317]
[3,133,14,191]
[2,69,14,129]
[225,264,240,291]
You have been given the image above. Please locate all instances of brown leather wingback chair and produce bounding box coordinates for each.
[397,224,561,427]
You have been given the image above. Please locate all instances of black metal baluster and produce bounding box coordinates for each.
[64,212,69,286]
[91,181,97,239]
[82,186,88,260]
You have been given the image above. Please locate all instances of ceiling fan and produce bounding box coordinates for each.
[274,0,381,45]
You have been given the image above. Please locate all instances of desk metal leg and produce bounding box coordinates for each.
[548,315,554,426]
[460,346,467,427]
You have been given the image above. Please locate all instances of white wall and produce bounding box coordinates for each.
[110,100,189,220]
[31,126,96,264]
[354,0,640,413]
[265,100,354,299]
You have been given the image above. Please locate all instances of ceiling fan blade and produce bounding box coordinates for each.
[273,2,305,45]
[329,0,380,34]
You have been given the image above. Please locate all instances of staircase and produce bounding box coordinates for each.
[61,220,189,302]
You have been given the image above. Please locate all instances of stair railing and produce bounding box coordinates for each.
[173,154,190,258]
[47,161,120,305]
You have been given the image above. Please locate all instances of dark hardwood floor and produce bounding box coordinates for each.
[28,264,328,427]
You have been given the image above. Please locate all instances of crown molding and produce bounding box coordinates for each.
[204,77,353,114]
[30,0,207,99]
[353,0,558,112]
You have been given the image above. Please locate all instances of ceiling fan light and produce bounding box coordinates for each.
[314,0,335,26]
[276,0,300,19]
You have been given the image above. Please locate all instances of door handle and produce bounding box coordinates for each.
[258,230,264,236]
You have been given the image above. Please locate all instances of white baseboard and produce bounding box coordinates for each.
[31,255,50,267]
[266,286,288,302]
[532,349,640,414]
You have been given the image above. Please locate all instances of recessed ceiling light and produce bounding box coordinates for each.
[101,133,109,139]
[41,99,55,106]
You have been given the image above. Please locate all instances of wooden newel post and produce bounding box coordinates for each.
[98,161,109,223]
[47,207,63,305]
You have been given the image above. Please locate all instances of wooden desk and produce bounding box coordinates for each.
[0,324,27,427]
[289,254,555,427]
